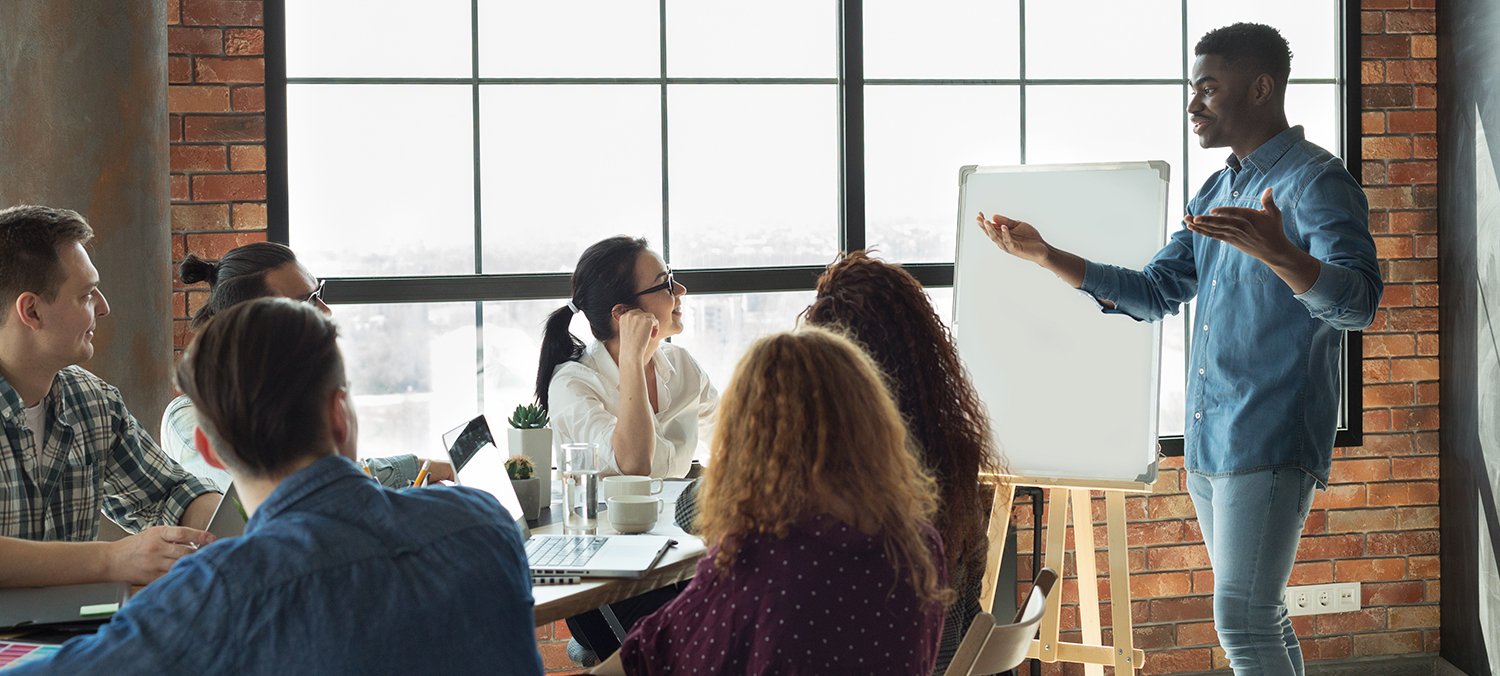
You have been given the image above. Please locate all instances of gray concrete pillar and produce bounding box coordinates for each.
[0,2,173,430]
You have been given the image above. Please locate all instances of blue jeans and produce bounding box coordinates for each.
[1187,468,1319,675]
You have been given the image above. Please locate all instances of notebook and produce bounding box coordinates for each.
[442,416,672,578]
[0,583,130,631]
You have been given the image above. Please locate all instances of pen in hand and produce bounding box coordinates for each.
[412,460,432,488]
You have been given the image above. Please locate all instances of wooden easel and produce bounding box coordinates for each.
[980,474,1155,673]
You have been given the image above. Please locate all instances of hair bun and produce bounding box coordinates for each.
[178,254,221,286]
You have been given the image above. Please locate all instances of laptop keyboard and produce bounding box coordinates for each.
[526,536,609,568]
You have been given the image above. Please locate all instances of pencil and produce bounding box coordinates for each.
[412,460,431,488]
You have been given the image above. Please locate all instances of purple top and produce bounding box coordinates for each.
[619,515,948,675]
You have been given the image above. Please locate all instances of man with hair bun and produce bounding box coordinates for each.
[0,204,220,588]
[979,23,1380,674]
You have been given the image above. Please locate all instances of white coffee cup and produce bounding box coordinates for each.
[601,475,663,502]
[607,495,663,534]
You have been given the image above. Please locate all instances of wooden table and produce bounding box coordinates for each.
[530,480,706,626]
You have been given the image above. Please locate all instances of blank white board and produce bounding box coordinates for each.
[953,162,1169,486]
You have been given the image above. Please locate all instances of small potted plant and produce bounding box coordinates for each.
[507,403,553,511]
[505,455,541,521]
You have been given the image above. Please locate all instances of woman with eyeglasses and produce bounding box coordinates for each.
[165,242,452,491]
[537,235,717,479]
[537,236,717,666]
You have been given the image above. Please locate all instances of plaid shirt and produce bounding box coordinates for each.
[1,366,215,541]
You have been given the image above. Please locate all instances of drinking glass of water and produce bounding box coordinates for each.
[561,442,600,534]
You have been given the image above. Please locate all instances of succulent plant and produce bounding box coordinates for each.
[507,403,549,429]
[505,454,535,481]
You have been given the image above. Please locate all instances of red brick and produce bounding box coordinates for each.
[229,145,266,171]
[1314,608,1387,634]
[1147,495,1195,519]
[231,86,266,112]
[1385,60,1437,84]
[1386,307,1438,331]
[1361,60,1384,85]
[1389,605,1440,629]
[1360,11,1384,33]
[171,174,189,201]
[1368,480,1438,506]
[1362,136,1412,160]
[1414,85,1437,109]
[1397,506,1439,529]
[1335,557,1406,581]
[1392,457,1437,480]
[1191,569,1214,593]
[1327,508,1398,533]
[1374,235,1414,259]
[1366,187,1416,211]
[191,174,267,201]
[185,231,264,259]
[1331,458,1391,483]
[1365,581,1425,605]
[1361,112,1385,135]
[168,26,222,55]
[231,203,268,230]
[1363,86,1413,109]
[1302,510,1327,535]
[1314,484,1367,510]
[1392,407,1440,431]
[171,203,230,232]
[1385,10,1435,33]
[1364,358,1391,382]
[169,85,231,113]
[1148,595,1213,622]
[170,145,227,172]
[1417,333,1439,355]
[167,0,181,25]
[1363,0,1410,7]
[1388,160,1437,185]
[1411,35,1437,58]
[1364,334,1415,358]
[169,55,193,83]
[1144,648,1212,674]
[1389,210,1437,233]
[170,115,184,142]
[184,115,265,142]
[1413,134,1437,157]
[1364,384,1413,407]
[1363,409,1393,432]
[1362,35,1410,58]
[1367,530,1439,556]
[1414,235,1438,259]
[225,28,264,55]
[1387,110,1437,134]
[1146,545,1209,571]
[1296,535,1364,559]
[194,57,264,83]
[1390,357,1439,381]
[181,0,262,26]
[1408,555,1439,578]
[1288,561,1333,585]
[1426,579,1441,602]
[1387,259,1437,282]
[1176,621,1217,647]
[1303,636,1353,661]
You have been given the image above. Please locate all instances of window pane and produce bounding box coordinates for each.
[481,299,569,418]
[666,85,839,268]
[1026,85,1186,231]
[288,85,474,277]
[667,291,816,392]
[1160,311,1188,436]
[665,0,835,78]
[865,85,1021,263]
[1186,83,1341,200]
[336,302,480,460]
[478,0,660,77]
[479,85,662,273]
[864,0,1021,79]
[1025,0,1182,79]
[286,0,472,78]
[1186,0,1340,79]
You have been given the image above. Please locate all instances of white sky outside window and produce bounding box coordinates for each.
[665,0,835,78]
[286,0,470,78]
[863,0,1021,79]
[668,291,818,394]
[864,86,1021,263]
[479,85,662,273]
[482,300,572,425]
[1186,0,1339,79]
[478,0,660,77]
[666,85,839,268]
[287,85,474,277]
[1025,0,1183,79]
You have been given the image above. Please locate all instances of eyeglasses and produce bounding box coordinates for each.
[634,270,676,297]
[301,279,326,305]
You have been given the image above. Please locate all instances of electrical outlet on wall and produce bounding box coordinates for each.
[1284,582,1362,616]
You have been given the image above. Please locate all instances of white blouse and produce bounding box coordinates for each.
[548,341,718,478]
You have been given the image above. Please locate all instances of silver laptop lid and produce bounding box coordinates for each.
[443,416,529,538]
[0,583,132,630]
[205,483,245,539]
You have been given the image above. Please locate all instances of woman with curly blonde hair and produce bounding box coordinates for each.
[803,250,1006,674]
[594,327,951,675]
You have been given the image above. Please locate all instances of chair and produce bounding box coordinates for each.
[943,568,1058,676]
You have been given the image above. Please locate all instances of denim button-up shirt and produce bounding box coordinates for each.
[15,455,543,675]
[1081,126,1381,485]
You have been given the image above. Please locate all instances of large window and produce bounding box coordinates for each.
[269,0,1360,459]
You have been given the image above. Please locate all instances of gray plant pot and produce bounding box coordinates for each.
[510,477,541,521]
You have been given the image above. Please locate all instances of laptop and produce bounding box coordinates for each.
[0,582,131,630]
[205,483,246,539]
[442,416,673,579]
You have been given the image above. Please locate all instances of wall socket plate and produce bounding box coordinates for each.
[1284,582,1361,616]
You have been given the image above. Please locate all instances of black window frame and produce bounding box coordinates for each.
[263,0,1366,453]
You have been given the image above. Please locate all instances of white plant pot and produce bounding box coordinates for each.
[508,427,553,510]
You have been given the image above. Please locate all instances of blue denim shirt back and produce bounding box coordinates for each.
[1081,127,1382,485]
[16,455,543,675]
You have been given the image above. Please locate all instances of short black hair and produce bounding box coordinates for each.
[1195,22,1293,86]
[175,297,346,477]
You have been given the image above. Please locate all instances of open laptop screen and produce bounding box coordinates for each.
[443,416,528,534]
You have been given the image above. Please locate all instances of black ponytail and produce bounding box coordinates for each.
[179,242,298,328]
[534,236,650,410]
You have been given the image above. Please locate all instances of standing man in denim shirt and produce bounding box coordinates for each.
[13,298,543,675]
[978,23,1380,675]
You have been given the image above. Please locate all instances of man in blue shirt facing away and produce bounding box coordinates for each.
[978,23,1380,675]
[14,297,543,675]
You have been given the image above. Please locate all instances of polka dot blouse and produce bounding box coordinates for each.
[619,515,948,675]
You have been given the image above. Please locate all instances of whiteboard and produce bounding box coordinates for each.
[953,162,1169,486]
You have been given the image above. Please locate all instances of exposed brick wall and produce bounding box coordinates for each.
[167,0,268,354]
[1015,4,1440,673]
[163,1,1439,673]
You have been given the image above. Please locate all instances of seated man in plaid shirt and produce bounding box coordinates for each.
[0,205,220,587]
